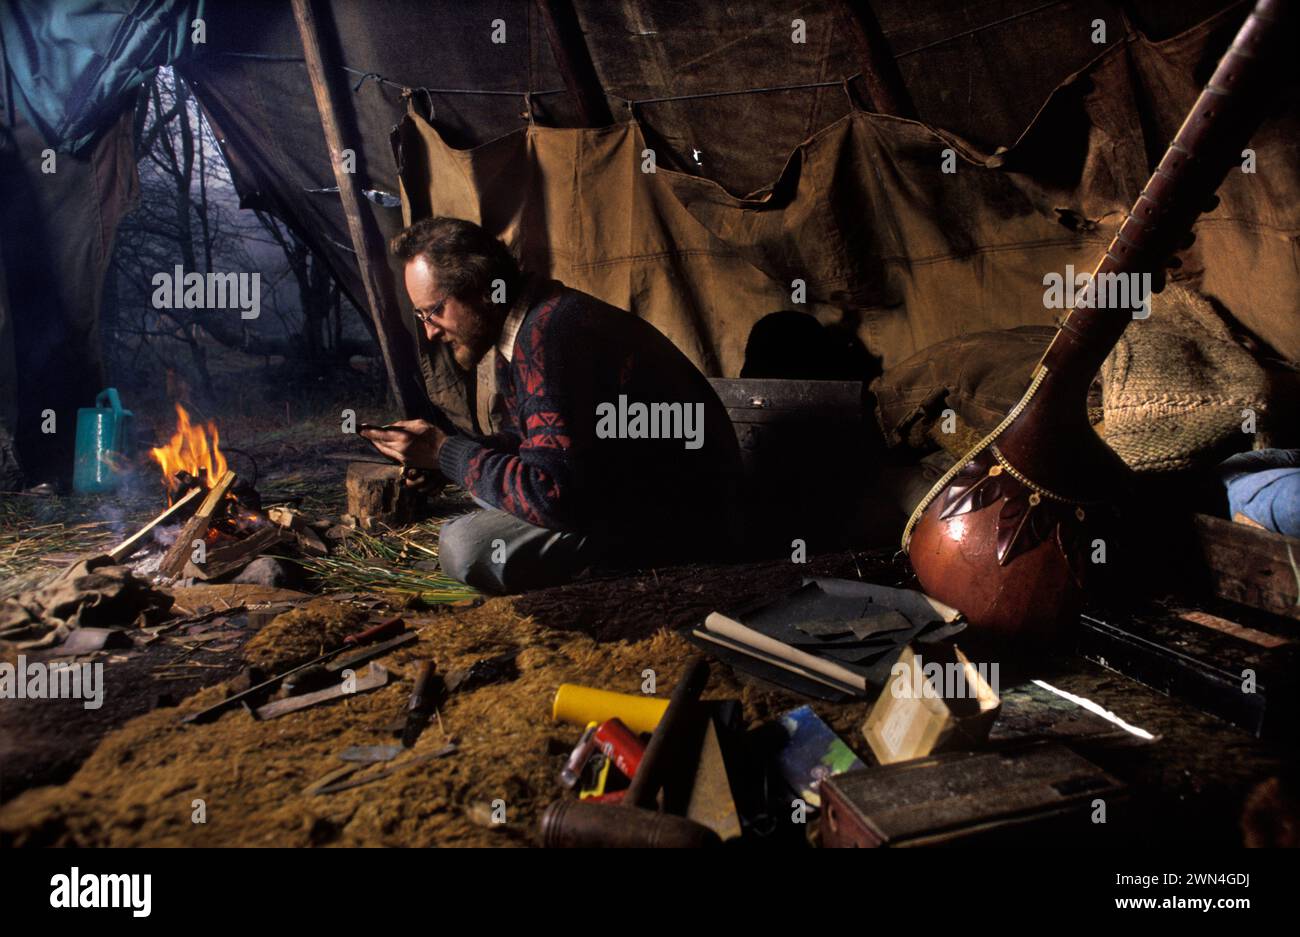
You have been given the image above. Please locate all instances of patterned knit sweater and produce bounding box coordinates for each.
[438,281,741,557]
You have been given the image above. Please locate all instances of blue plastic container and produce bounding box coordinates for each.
[72,388,134,493]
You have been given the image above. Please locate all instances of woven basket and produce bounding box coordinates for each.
[1100,284,1269,473]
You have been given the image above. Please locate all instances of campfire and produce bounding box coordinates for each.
[147,405,265,545]
[112,404,285,580]
[150,403,230,504]
[99,406,327,582]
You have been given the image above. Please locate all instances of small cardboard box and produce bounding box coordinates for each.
[862,643,1000,764]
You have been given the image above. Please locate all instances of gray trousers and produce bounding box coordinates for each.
[438,504,604,594]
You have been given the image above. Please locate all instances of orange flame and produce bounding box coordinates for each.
[150,404,228,501]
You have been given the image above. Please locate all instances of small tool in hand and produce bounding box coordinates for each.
[355,423,446,492]
[353,422,413,464]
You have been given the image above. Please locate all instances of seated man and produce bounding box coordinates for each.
[362,217,743,594]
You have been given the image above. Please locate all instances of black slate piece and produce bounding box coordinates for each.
[690,578,963,697]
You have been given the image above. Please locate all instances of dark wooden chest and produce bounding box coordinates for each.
[708,378,871,555]
[819,742,1124,847]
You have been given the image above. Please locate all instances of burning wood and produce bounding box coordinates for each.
[146,404,268,558]
[159,469,238,578]
[107,406,329,581]
[150,404,229,504]
[107,486,204,563]
[183,525,288,581]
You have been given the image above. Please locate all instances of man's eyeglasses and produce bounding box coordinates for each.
[413,297,447,326]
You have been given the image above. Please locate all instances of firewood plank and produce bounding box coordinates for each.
[159,470,237,578]
[108,486,204,562]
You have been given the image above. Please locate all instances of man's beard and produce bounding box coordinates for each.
[448,315,497,370]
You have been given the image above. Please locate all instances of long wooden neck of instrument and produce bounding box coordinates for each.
[1039,0,1290,387]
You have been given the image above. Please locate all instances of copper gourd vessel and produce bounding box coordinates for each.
[904,0,1293,642]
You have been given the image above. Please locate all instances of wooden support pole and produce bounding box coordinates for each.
[836,0,916,119]
[536,0,614,127]
[291,0,417,413]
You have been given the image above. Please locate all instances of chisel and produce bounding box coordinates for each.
[181,616,407,724]
[400,659,443,748]
[285,631,418,693]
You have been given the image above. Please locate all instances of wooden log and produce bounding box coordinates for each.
[346,462,415,526]
[291,0,419,415]
[268,506,329,556]
[184,525,289,581]
[107,486,203,562]
[159,470,237,578]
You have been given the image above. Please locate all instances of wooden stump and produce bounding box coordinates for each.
[346,462,415,526]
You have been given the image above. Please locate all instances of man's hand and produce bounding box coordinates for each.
[359,419,448,470]
[400,467,447,494]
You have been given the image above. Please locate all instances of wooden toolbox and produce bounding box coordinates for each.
[1189,514,1300,623]
[819,742,1124,847]
[1076,513,1299,738]
[1077,597,1297,739]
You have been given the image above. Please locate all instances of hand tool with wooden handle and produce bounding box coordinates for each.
[400,659,444,748]
[540,657,722,847]
[180,616,406,724]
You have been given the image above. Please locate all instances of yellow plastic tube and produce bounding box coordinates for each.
[552,684,669,735]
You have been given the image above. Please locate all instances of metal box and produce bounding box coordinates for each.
[819,742,1124,847]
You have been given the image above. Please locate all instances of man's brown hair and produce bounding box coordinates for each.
[390,217,522,304]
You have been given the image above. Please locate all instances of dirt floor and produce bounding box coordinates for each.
[0,583,308,800]
[1,542,1293,848]
[1,413,1294,848]
[0,553,879,847]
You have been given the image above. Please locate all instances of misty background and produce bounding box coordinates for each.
[103,67,388,437]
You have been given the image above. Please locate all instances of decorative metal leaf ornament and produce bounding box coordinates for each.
[935,447,1101,577]
[940,452,1010,520]
[996,490,1034,565]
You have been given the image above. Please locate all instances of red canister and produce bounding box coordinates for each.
[593,718,645,780]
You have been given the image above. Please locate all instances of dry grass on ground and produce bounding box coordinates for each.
[0,591,855,847]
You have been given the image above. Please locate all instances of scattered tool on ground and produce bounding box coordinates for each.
[338,745,403,763]
[540,657,723,847]
[285,630,418,693]
[401,659,444,748]
[312,744,458,796]
[255,662,389,719]
[558,723,600,789]
[180,616,406,724]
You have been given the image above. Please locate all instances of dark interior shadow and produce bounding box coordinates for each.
[739,310,878,383]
